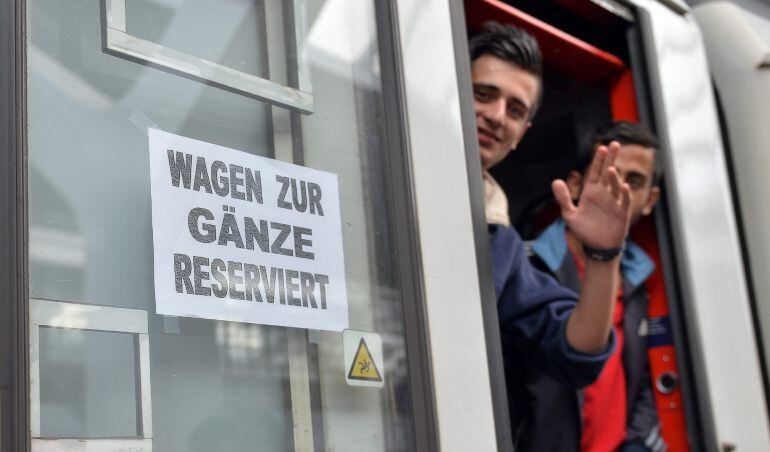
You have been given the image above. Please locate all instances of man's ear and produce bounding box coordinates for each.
[566,170,582,200]
[641,186,661,216]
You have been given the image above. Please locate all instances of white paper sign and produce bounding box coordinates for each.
[148,129,349,331]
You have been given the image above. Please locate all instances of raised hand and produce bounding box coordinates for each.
[551,141,632,250]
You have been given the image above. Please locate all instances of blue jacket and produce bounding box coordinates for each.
[519,219,665,452]
[489,223,615,438]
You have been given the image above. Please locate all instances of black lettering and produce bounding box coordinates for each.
[276,175,292,209]
[245,169,263,203]
[293,226,314,260]
[167,150,193,189]
[219,212,245,249]
[227,261,245,300]
[244,263,263,302]
[173,253,193,294]
[270,222,293,256]
[277,268,286,304]
[285,270,301,306]
[260,266,277,303]
[211,259,228,298]
[192,256,211,296]
[300,272,317,308]
[229,164,245,200]
[291,179,308,213]
[193,157,213,193]
[315,274,329,309]
[211,160,229,196]
[188,207,216,243]
[244,217,269,252]
[308,183,324,216]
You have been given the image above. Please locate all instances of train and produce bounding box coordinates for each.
[0,0,769,451]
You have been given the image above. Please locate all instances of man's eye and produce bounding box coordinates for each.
[507,105,526,120]
[626,177,646,189]
[474,88,494,101]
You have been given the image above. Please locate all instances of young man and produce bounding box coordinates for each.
[522,121,665,452]
[470,23,633,440]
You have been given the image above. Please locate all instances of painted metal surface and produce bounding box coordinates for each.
[395,0,498,450]
[694,0,770,365]
[632,1,770,449]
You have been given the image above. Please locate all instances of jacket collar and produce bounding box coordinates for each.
[531,219,655,289]
[483,172,511,227]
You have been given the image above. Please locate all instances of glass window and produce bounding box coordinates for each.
[27,0,421,450]
[39,328,139,438]
[124,0,269,78]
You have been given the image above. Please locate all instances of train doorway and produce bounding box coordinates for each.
[463,1,694,450]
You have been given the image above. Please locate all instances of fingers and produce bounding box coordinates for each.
[599,141,620,185]
[552,179,576,216]
[620,182,631,212]
[586,146,606,184]
[608,167,632,213]
[608,167,621,199]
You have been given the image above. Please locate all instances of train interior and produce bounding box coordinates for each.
[464,1,696,450]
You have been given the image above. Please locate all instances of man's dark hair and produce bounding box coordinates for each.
[577,120,661,183]
[469,22,543,79]
[469,22,543,117]
[590,120,659,149]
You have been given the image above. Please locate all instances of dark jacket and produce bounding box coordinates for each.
[488,223,616,439]
[518,219,665,452]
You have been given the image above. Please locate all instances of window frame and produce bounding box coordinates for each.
[0,0,29,449]
[29,299,153,451]
[446,0,513,449]
[102,0,314,114]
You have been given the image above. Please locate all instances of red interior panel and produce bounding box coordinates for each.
[464,0,626,83]
[632,219,690,452]
[610,70,640,122]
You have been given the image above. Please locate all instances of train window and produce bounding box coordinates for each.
[23,0,429,451]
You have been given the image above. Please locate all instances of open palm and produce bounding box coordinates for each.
[552,142,632,250]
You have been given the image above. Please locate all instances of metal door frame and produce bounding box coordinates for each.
[0,0,29,450]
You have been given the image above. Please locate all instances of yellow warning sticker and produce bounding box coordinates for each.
[343,330,384,387]
[347,338,382,382]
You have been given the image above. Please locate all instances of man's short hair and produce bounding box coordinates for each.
[469,22,543,116]
[469,22,543,78]
[577,121,661,183]
[590,120,659,149]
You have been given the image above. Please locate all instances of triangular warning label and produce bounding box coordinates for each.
[347,338,382,382]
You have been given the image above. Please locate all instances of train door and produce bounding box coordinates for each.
[461,0,720,450]
[458,0,770,450]
[693,0,770,437]
[636,1,770,450]
[0,0,500,451]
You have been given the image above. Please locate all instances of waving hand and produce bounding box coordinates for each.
[551,141,632,250]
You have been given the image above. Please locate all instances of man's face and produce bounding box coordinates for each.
[471,54,540,170]
[568,143,660,226]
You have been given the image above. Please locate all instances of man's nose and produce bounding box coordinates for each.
[483,99,507,127]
